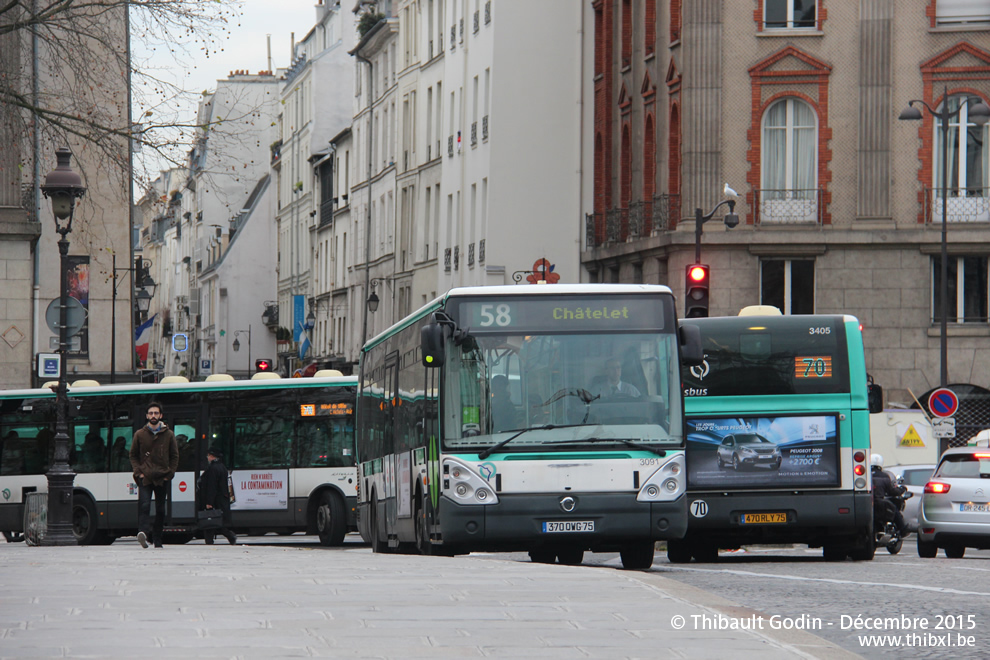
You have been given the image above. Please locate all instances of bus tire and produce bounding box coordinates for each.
[415,495,432,555]
[72,495,105,545]
[666,539,693,564]
[620,542,655,570]
[2,531,25,543]
[556,548,584,565]
[849,534,875,561]
[316,491,346,546]
[369,493,387,553]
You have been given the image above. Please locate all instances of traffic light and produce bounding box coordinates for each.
[255,358,273,372]
[685,264,710,318]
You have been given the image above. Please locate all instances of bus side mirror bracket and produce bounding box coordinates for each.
[679,323,704,367]
[421,322,445,368]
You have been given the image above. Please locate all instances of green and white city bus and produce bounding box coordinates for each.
[676,307,880,562]
[356,284,702,569]
[0,374,357,545]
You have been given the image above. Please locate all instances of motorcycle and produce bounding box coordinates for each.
[875,489,912,555]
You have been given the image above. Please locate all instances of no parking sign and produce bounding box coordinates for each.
[928,388,959,418]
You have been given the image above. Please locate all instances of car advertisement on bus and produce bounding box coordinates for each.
[686,415,839,489]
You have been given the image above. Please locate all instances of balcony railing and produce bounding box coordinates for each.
[468,242,475,266]
[584,194,680,249]
[444,247,451,272]
[453,245,460,270]
[485,0,491,24]
[479,238,485,263]
[925,187,990,224]
[448,135,454,157]
[482,115,489,140]
[470,122,477,146]
[755,188,822,225]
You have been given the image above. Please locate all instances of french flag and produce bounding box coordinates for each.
[134,314,157,363]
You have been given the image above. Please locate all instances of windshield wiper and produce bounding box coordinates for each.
[477,423,600,460]
[554,437,668,457]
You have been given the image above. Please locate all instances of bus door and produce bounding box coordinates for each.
[163,408,202,525]
[383,353,402,535]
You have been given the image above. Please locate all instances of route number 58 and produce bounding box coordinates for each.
[479,304,512,327]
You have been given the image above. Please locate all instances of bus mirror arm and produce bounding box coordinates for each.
[679,324,704,366]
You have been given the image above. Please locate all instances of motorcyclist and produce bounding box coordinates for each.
[871,454,908,538]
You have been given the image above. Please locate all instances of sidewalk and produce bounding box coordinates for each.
[0,538,860,659]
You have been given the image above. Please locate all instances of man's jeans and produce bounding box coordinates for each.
[137,482,169,543]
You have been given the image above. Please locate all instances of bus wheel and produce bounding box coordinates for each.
[415,497,432,556]
[316,491,346,546]
[72,495,105,545]
[556,548,584,565]
[369,493,388,553]
[2,531,25,543]
[849,534,875,561]
[528,550,556,564]
[620,542,655,570]
[666,539,693,564]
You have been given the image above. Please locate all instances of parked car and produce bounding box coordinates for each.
[887,463,936,532]
[716,433,782,470]
[917,444,990,558]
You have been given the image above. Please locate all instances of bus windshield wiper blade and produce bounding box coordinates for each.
[555,437,668,457]
[477,423,598,460]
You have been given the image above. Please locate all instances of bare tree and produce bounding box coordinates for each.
[0,0,242,186]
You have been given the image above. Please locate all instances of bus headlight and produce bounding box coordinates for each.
[443,458,499,505]
[637,454,685,502]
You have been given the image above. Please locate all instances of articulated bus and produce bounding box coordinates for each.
[676,307,880,562]
[356,284,703,569]
[0,374,357,545]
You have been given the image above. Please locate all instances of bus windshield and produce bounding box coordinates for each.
[442,295,682,452]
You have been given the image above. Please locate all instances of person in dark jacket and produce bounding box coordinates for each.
[199,447,236,545]
[129,401,179,549]
[871,454,908,537]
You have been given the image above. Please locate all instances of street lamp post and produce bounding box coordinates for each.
[110,254,156,383]
[232,326,252,378]
[40,147,87,546]
[899,86,990,387]
[366,277,392,314]
[693,186,740,264]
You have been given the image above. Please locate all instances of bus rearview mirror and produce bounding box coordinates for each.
[421,322,445,368]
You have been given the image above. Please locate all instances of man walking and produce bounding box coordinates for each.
[129,401,178,548]
[199,447,237,545]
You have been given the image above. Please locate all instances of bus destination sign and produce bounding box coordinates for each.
[300,402,354,417]
[454,296,667,333]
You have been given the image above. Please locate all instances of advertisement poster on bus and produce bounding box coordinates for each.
[230,469,288,510]
[686,415,839,490]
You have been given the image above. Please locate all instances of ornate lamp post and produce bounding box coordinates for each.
[40,147,87,546]
[110,255,155,383]
[232,326,252,378]
[899,87,990,387]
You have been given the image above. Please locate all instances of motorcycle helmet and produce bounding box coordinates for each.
[870,453,884,469]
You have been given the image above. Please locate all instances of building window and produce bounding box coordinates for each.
[760,98,819,223]
[765,0,817,29]
[934,95,989,210]
[761,259,815,314]
[935,1,990,27]
[933,256,989,323]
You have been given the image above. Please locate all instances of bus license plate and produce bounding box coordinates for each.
[543,521,594,533]
[960,503,989,513]
[741,513,787,524]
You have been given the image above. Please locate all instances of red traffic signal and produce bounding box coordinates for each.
[255,358,273,372]
[685,263,710,318]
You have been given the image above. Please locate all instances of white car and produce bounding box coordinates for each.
[917,446,990,558]
[887,464,935,533]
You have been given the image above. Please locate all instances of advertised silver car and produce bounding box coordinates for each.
[917,445,990,558]
[716,433,782,470]
[887,463,936,533]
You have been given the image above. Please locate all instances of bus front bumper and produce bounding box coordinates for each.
[438,492,686,550]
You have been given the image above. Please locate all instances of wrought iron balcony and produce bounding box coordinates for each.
[444,247,451,272]
[755,188,822,224]
[925,187,990,224]
[482,115,489,140]
[448,135,454,157]
[584,194,680,249]
[470,122,477,146]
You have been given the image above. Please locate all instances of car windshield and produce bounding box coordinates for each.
[442,330,682,452]
[934,454,990,479]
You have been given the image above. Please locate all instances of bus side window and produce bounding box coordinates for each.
[109,428,132,472]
